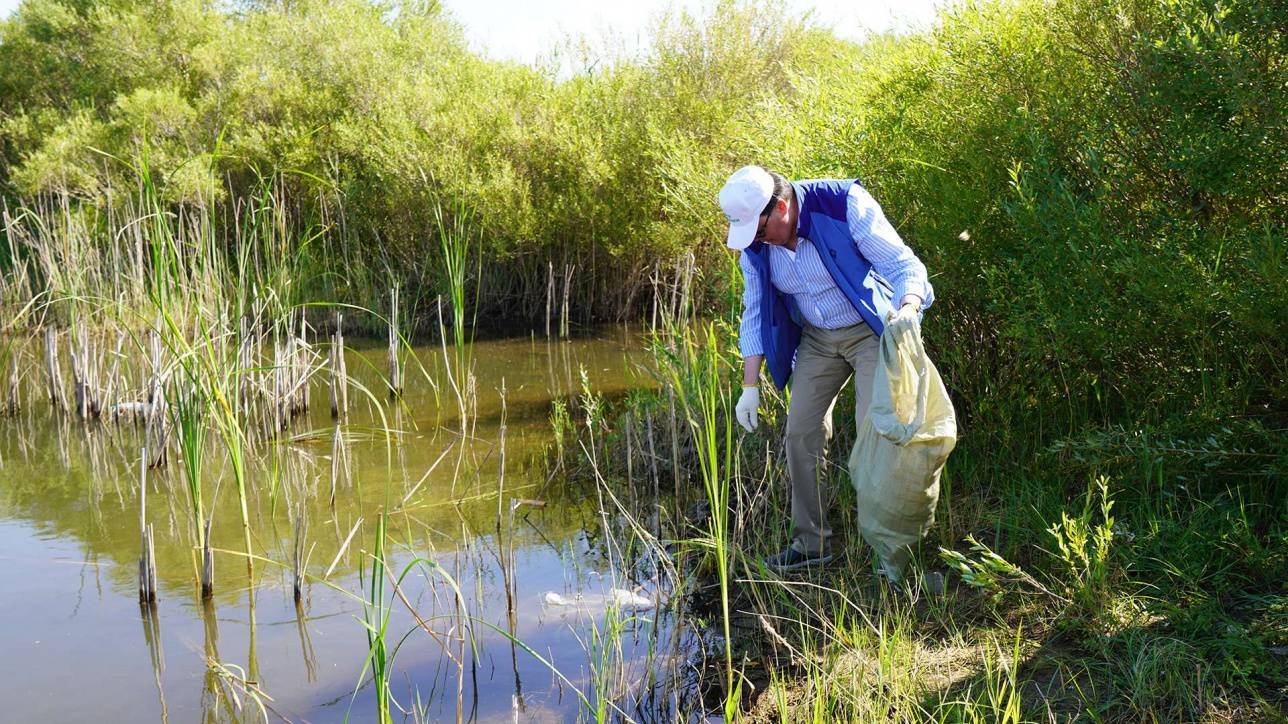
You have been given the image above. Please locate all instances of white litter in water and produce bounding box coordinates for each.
[609,588,653,610]
[543,591,579,607]
[543,588,655,611]
[110,401,150,416]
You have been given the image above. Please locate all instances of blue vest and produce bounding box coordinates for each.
[741,179,895,391]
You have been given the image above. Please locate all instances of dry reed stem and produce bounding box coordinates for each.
[330,310,348,419]
[44,327,66,411]
[6,352,19,415]
[293,502,307,602]
[138,448,159,604]
[329,424,350,507]
[545,261,555,338]
[560,264,574,338]
[200,517,214,600]
[388,285,401,398]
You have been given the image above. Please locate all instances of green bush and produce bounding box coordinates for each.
[1,0,1283,419]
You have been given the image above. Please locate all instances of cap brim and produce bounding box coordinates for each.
[726,219,757,250]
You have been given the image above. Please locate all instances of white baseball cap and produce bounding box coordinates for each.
[718,165,773,250]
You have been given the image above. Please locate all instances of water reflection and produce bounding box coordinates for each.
[0,328,663,721]
[294,599,317,683]
[140,603,169,723]
[200,598,224,721]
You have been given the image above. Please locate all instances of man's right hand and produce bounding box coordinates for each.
[735,386,760,432]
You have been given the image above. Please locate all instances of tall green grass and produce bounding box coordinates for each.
[433,199,474,368]
[659,321,740,705]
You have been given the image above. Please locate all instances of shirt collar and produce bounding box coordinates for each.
[790,181,809,239]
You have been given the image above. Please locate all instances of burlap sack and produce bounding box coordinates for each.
[848,315,957,579]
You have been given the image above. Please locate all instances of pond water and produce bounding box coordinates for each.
[0,327,681,722]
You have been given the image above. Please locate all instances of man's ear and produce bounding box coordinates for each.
[776,198,789,215]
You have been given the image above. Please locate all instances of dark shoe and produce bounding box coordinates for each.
[764,545,834,573]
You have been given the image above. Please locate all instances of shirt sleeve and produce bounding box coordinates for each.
[846,184,934,309]
[738,252,764,358]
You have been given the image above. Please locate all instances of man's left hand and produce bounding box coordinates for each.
[890,302,920,326]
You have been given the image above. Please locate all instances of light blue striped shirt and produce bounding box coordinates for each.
[738,184,934,358]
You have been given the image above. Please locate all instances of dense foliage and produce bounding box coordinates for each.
[3,0,1283,413]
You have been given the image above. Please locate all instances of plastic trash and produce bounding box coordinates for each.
[848,313,957,581]
[109,401,151,417]
[609,588,653,611]
[542,588,655,611]
[543,591,580,607]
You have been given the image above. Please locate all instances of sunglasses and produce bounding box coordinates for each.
[754,196,779,242]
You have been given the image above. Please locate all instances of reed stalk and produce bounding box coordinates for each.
[560,264,574,339]
[43,326,66,411]
[297,310,311,414]
[138,447,159,605]
[436,296,467,436]
[545,261,554,338]
[2,340,18,415]
[329,424,347,507]
[292,502,308,603]
[330,310,348,419]
[145,327,168,468]
[387,285,401,399]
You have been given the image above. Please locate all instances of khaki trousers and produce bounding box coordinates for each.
[785,322,880,557]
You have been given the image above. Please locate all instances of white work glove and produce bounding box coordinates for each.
[735,386,759,432]
[888,301,920,327]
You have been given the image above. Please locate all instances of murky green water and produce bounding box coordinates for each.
[0,327,676,722]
